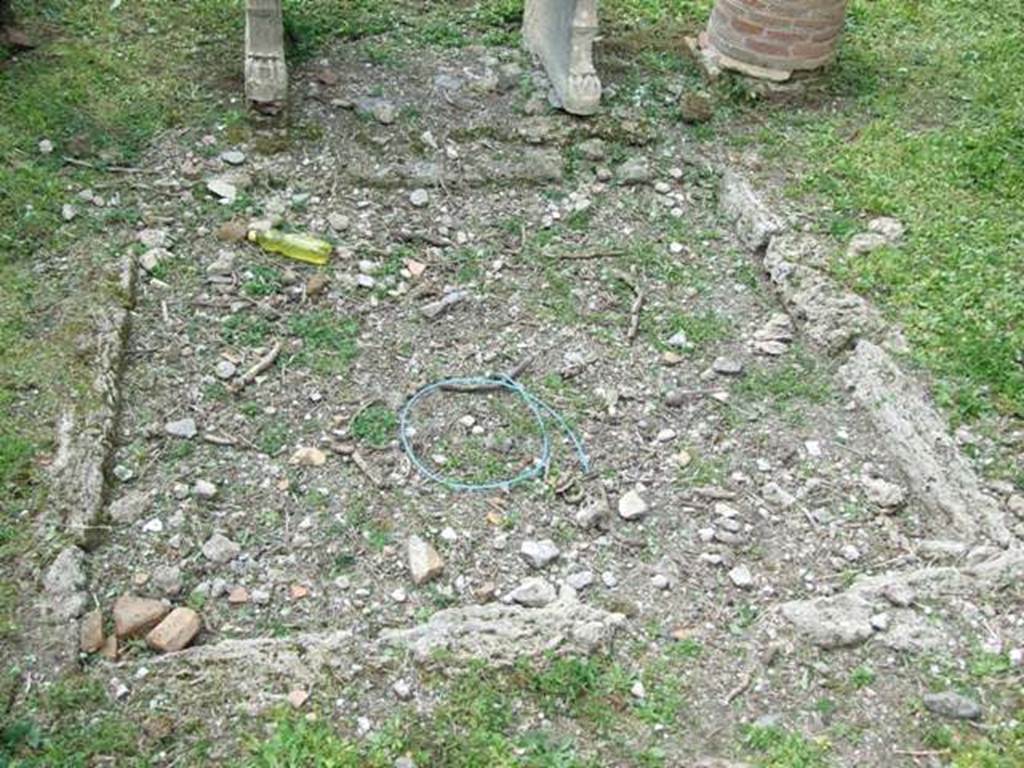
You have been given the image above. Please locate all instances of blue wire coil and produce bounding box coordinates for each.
[398,374,591,492]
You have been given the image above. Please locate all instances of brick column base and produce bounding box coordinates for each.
[702,0,848,80]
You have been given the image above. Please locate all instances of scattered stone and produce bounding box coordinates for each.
[38,138,54,154]
[520,539,561,569]
[882,583,916,608]
[43,546,86,596]
[61,203,78,222]
[405,258,427,278]
[728,565,753,589]
[667,330,690,349]
[566,571,594,591]
[356,274,376,289]
[752,313,794,356]
[113,595,169,639]
[420,290,468,319]
[142,518,164,534]
[287,689,309,709]
[719,170,783,251]
[712,356,744,376]
[847,232,889,258]
[290,446,327,467]
[870,613,890,632]
[630,680,647,699]
[220,150,246,166]
[618,489,649,521]
[80,610,105,653]
[371,100,397,125]
[100,635,119,661]
[206,178,237,203]
[761,481,798,512]
[923,691,982,721]
[507,577,557,608]
[139,247,169,274]
[227,586,250,604]
[601,571,618,588]
[394,757,417,768]
[680,91,713,123]
[867,216,904,242]
[207,250,236,275]
[137,228,166,249]
[327,212,350,231]
[578,138,606,161]
[1009,648,1023,668]
[862,476,906,509]
[781,594,874,649]
[617,157,651,185]
[407,535,444,585]
[164,417,197,439]
[392,679,413,701]
[214,360,236,380]
[651,574,670,590]
[202,533,241,565]
[574,497,608,530]
[152,565,183,597]
[146,607,201,653]
[306,273,330,298]
[409,188,430,208]
[474,582,497,603]
[215,220,248,242]
[193,479,217,500]
[841,544,861,562]
[656,428,677,443]
[1007,494,1024,519]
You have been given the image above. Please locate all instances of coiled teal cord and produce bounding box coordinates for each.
[398,375,590,492]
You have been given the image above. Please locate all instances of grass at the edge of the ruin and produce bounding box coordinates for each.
[721,0,1024,435]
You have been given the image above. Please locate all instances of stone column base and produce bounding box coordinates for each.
[523,0,601,116]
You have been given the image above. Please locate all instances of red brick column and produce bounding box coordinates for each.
[704,0,848,77]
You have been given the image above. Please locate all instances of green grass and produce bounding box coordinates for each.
[351,405,398,448]
[744,0,1024,423]
[742,725,832,768]
[287,311,360,374]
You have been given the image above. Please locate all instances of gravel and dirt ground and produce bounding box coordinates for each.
[4,4,1023,767]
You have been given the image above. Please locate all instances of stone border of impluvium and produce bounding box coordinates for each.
[716,168,1022,653]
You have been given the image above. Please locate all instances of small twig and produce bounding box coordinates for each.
[61,156,148,174]
[438,355,536,393]
[351,450,385,489]
[892,748,950,758]
[393,229,451,248]
[559,249,626,261]
[228,341,281,394]
[611,270,645,343]
[724,667,754,704]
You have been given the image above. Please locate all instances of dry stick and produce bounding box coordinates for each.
[438,354,536,393]
[723,667,754,705]
[892,749,950,758]
[61,156,148,174]
[351,450,385,489]
[559,249,626,261]
[228,341,281,394]
[611,269,644,343]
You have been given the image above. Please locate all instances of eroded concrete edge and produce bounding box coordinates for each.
[717,168,1020,651]
[36,256,139,670]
